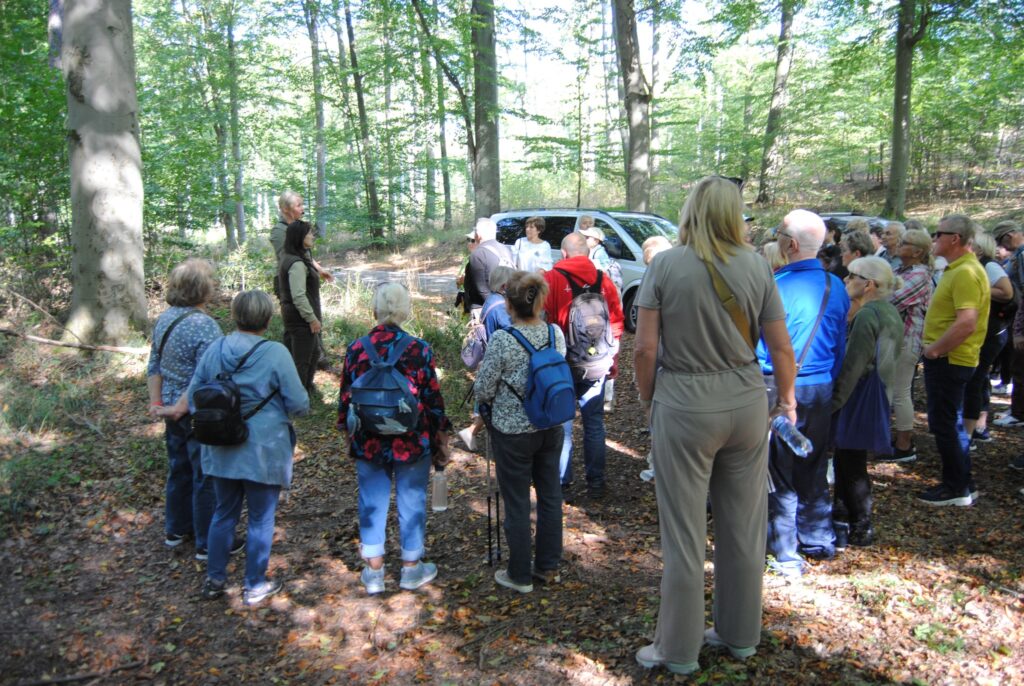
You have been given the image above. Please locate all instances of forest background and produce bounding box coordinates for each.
[2,0,1023,344]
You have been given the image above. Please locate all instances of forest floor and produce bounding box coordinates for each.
[3,232,1024,685]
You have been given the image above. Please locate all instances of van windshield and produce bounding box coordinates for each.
[608,214,677,244]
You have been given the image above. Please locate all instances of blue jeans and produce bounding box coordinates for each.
[207,478,280,590]
[558,378,606,489]
[923,357,975,492]
[164,415,214,550]
[767,382,835,565]
[491,425,564,585]
[355,458,430,561]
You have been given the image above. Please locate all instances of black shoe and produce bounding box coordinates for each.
[848,522,875,547]
[917,483,973,507]
[561,484,575,505]
[834,521,850,551]
[586,484,606,500]
[316,357,332,371]
[1010,454,1024,471]
[165,533,188,548]
[195,537,245,561]
[878,441,917,463]
[972,427,993,443]
[201,577,226,600]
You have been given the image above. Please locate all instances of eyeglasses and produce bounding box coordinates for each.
[777,230,795,240]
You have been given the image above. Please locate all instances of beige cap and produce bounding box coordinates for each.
[578,227,605,241]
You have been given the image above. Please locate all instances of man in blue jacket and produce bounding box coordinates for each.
[757,210,850,576]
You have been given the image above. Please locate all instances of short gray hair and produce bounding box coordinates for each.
[373,282,412,326]
[489,265,515,292]
[885,221,906,237]
[939,213,974,242]
[278,190,302,214]
[232,290,274,332]
[848,256,903,298]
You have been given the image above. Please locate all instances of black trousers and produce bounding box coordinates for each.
[833,448,872,525]
[284,325,318,390]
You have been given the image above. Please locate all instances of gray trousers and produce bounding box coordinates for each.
[651,396,769,663]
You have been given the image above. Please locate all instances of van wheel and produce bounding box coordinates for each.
[623,289,638,333]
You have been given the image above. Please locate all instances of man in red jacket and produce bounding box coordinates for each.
[543,232,625,501]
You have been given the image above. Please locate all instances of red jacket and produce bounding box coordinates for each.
[543,255,625,339]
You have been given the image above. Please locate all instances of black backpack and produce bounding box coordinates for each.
[348,335,420,435]
[555,269,617,382]
[191,339,279,446]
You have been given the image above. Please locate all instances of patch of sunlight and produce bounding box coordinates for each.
[604,438,644,460]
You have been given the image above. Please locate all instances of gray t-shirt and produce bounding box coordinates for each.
[636,244,785,412]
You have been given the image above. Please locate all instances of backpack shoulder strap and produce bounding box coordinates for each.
[506,326,539,354]
[157,309,199,360]
[358,336,380,365]
[384,334,416,366]
[795,272,833,371]
[232,338,272,374]
[555,268,586,298]
[702,258,756,354]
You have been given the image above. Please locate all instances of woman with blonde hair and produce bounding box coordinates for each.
[339,282,452,595]
[831,257,904,546]
[761,240,787,272]
[633,176,796,674]
[885,229,934,461]
[474,270,566,593]
[147,258,223,556]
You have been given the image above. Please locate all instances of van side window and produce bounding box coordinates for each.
[540,216,577,248]
[496,217,525,244]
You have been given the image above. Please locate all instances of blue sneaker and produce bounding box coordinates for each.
[360,565,386,595]
[766,557,804,578]
[399,561,437,590]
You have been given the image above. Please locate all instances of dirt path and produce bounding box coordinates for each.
[2,323,1023,685]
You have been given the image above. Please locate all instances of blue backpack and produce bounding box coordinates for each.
[348,335,420,435]
[505,326,576,429]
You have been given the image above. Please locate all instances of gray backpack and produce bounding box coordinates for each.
[555,269,617,382]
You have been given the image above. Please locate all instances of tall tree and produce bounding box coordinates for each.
[755,0,798,204]
[610,0,651,211]
[227,6,246,243]
[883,0,929,218]
[471,0,501,216]
[61,0,147,342]
[303,0,328,236]
[341,0,384,239]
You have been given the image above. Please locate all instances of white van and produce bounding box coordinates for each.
[491,209,678,331]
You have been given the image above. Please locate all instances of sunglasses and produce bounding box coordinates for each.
[932,231,959,240]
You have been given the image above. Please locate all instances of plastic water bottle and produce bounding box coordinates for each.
[431,469,449,512]
[771,415,813,458]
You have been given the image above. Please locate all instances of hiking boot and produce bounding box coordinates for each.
[1010,454,1024,471]
[877,441,917,463]
[704,628,756,660]
[917,484,973,507]
[243,579,283,606]
[972,427,993,443]
[635,644,699,675]
[399,561,438,591]
[164,533,187,548]
[360,565,386,595]
[494,569,532,593]
[200,577,226,600]
[848,521,875,547]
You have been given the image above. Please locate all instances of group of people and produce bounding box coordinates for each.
[146,184,1017,677]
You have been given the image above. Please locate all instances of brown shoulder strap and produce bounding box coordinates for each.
[702,258,756,354]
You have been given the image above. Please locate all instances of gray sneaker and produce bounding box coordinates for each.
[399,561,437,590]
[360,565,386,595]
[243,579,283,606]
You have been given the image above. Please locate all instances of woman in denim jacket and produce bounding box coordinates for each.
[187,290,309,606]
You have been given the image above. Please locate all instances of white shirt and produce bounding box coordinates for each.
[513,238,553,273]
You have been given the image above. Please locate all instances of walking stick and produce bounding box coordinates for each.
[484,428,502,565]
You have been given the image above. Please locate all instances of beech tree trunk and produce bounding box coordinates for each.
[343,0,383,239]
[227,13,246,243]
[62,0,147,343]
[610,0,650,212]
[471,0,500,217]
[304,0,328,237]
[884,0,928,219]
[756,0,796,205]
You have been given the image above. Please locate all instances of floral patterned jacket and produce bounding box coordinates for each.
[338,324,451,465]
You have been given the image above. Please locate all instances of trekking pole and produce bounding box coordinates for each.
[489,431,502,562]
[486,442,494,566]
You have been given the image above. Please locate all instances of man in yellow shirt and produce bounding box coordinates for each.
[919,214,990,506]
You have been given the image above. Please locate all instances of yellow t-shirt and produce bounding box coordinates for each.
[922,252,990,367]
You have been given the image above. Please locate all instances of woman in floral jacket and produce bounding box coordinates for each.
[338,282,451,595]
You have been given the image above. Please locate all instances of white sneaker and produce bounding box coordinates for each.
[639,469,655,482]
[458,427,477,451]
[993,414,1024,427]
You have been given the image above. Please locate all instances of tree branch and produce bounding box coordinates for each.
[0,329,148,355]
[16,660,145,686]
[1,286,83,343]
[410,0,476,156]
